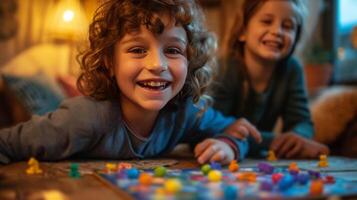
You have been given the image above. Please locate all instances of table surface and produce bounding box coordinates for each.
[1,156,357,200]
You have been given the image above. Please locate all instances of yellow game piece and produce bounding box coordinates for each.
[153,187,166,200]
[26,157,42,175]
[228,160,239,172]
[208,170,222,182]
[42,190,68,200]
[164,179,182,194]
[318,154,328,168]
[267,150,277,161]
[105,163,117,173]
[139,173,153,186]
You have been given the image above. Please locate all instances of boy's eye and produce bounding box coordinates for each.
[165,47,183,55]
[128,47,147,54]
[261,19,272,25]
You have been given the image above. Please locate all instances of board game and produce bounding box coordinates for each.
[97,160,357,200]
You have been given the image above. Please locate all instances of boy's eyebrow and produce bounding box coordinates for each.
[120,36,187,46]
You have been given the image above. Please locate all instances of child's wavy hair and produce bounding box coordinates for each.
[77,0,216,109]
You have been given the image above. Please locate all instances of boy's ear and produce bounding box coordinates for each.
[239,32,246,42]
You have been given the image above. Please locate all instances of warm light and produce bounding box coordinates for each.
[63,10,75,22]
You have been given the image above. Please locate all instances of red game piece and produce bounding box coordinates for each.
[272,173,283,184]
[324,175,336,184]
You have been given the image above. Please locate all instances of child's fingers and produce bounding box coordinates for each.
[194,139,212,157]
[270,135,285,154]
[286,140,303,158]
[243,123,262,143]
[277,137,295,158]
[197,145,218,164]
[226,126,249,139]
[210,150,226,163]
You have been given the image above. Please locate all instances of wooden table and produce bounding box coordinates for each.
[1,157,357,200]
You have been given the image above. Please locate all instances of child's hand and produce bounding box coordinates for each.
[194,138,235,165]
[224,118,262,143]
[270,132,330,159]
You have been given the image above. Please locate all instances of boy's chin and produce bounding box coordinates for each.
[140,101,169,111]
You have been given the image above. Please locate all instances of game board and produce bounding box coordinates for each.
[98,161,357,200]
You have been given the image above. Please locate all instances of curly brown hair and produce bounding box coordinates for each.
[77,0,216,108]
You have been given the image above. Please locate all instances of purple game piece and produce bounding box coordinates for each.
[260,180,273,191]
[308,170,321,179]
[257,162,275,174]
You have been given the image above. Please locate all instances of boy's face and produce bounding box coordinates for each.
[240,0,298,62]
[113,15,188,113]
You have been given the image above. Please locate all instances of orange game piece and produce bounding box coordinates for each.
[105,163,117,173]
[228,160,239,172]
[237,172,257,182]
[139,173,153,186]
[288,162,299,173]
[310,179,324,195]
[318,154,328,168]
[117,162,132,171]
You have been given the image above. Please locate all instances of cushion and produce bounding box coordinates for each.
[310,86,357,144]
[2,72,65,115]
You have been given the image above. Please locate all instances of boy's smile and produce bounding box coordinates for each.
[240,0,298,62]
[113,15,188,115]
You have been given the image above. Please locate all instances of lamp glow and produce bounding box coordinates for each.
[63,10,74,22]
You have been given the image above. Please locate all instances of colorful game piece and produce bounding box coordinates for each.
[278,174,295,190]
[164,179,182,194]
[223,185,238,200]
[257,162,274,174]
[208,170,222,182]
[310,180,324,195]
[288,162,300,174]
[201,164,211,175]
[260,180,273,191]
[117,162,132,171]
[127,168,140,179]
[210,161,222,170]
[154,166,167,177]
[106,163,117,173]
[272,173,283,184]
[26,157,42,175]
[318,154,329,168]
[308,170,321,179]
[296,173,309,185]
[237,172,256,182]
[267,150,277,161]
[69,163,80,178]
[139,173,153,186]
[228,160,239,172]
[324,175,336,184]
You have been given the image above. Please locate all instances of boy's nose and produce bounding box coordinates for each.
[271,24,283,36]
[145,50,168,72]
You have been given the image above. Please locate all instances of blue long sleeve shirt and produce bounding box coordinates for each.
[0,96,248,164]
[213,57,314,157]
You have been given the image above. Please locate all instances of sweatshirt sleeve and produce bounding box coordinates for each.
[282,59,314,139]
[0,97,98,164]
[184,103,249,161]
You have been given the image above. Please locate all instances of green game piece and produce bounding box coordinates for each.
[201,164,211,175]
[69,163,81,178]
[154,166,167,177]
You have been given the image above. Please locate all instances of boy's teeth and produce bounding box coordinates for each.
[144,81,166,87]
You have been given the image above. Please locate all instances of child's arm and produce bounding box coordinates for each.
[271,58,324,158]
[0,97,98,164]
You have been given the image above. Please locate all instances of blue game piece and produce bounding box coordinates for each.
[260,180,273,191]
[278,174,295,190]
[223,185,238,200]
[296,173,309,185]
[127,168,140,179]
[210,161,222,170]
[257,162,274,174]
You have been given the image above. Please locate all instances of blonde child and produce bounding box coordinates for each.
[0,0,256,165]
[213,0,329,159]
